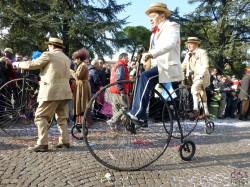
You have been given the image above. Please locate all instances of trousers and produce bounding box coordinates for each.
[35,100,70,145]
[240,99,250,119]
[110,93,129,122]
[130,67,159,120]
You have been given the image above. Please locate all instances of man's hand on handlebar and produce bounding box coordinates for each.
[143,53,153,61]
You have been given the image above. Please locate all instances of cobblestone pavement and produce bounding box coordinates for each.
[0,119,250,187]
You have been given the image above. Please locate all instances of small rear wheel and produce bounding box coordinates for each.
[71,123,84,140]
[179,140,196,161]
[205,121,215,134]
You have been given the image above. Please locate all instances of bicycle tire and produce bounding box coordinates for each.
[0,78,39,139]
[179,139,196,161]
[71,123,84,140]
[166,86,199,139]
[83,80,173,171]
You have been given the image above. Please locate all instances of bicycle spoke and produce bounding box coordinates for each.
[84,80,173,171]
[0,78,38,139]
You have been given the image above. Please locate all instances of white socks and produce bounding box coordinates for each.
[203,102,209,115]
[193,95,199,111]
[193,95,209,115]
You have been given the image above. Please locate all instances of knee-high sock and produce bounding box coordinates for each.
[203,102,209,115]
[193,95,199,111]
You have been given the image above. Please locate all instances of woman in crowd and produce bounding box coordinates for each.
[70,48,92,126]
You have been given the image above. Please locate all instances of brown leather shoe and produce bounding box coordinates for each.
[55,143,70,149]
[27,145,48,152]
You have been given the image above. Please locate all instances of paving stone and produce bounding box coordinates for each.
[0,119,250,186]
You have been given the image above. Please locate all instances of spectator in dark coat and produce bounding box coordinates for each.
[3,48,16,80]
[4,48,15,63]
[98,58,108,86]
[88,59,102,95]
[217,76,232,119]
[0,57,13,86]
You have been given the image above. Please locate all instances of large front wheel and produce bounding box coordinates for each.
[83,80,173,171]
[0,78,39,139]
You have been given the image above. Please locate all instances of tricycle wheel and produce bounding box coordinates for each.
[205,121,215,134]
[179,140,196,161]
[71,123,84,140]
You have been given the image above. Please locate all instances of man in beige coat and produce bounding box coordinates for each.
[182,37,210,117]
[13,37,72,152]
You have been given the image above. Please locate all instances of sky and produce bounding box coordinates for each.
[117,0,198,28]
[105,1,197,60]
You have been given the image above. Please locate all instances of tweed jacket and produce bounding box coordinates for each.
[149,20,184,83]
[16,49,72,101]
[182,48,210,88]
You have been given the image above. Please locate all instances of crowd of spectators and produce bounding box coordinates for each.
[206,68,250,120]
[0,47,249,122]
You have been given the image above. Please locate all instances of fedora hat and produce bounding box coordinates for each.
[186,37,201,44]
[47,37,64,48]
[145,2,171,17]
[4,48,13,54]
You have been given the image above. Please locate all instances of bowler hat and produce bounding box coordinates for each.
[47,37,64,48]
[145,2,171,17]
[4,48,13,54]
[186,37,201,44]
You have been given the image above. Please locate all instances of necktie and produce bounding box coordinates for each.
[151,26,159,33]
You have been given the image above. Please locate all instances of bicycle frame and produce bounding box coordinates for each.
[159,83,185,142]
[130,48,145,106]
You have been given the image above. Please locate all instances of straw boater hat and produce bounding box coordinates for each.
[47,37,64,48]
[186,37,201,44]
[145,2,171,17]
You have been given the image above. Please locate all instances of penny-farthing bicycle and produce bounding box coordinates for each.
[82,49,196,171]
[0,71,57,139]
[168,84,215,139]
[0,72,39,139]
